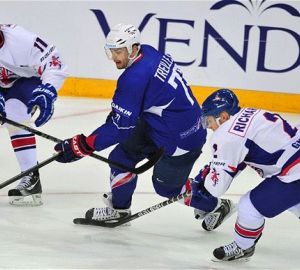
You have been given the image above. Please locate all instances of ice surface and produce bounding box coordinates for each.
[0,97,299,269]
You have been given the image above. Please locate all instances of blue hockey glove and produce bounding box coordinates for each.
[0,92,6,124]
[27,83,57,127]
[191,165,211,199]
[54,134,94,163]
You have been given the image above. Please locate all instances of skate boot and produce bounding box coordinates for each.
[213,241,255,261]
[202,199,236,231]
[8,170,42,206]
[85,192,131,225]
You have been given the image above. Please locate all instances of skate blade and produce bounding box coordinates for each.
[211,257,251,262]
[9,194,43,207]
[73,218,131,228]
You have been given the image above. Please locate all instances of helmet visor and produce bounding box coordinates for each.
[104,45,113,59]
[201,115,210,129]
[201,115,217,129]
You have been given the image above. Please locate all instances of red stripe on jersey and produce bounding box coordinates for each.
[11,136,36,148]
[280,156,300,176]
[112,173,134,189]
[228,165,237,172]
[235,222,264,238]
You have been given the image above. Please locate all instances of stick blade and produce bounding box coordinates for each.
[133,147,164,174]
[73,218,121,228]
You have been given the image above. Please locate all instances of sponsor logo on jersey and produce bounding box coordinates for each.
[111,102,132,117]
[210,168,220,186]
[212,161,225,167]
[40,46,55,62]
[229,108,259,137]
[179,118,201,139]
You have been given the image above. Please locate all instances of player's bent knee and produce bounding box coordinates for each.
[152,177,180,198]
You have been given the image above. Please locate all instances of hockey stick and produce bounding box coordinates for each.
[0,153,60,189]
[0,116,164,174]
[73,190,191,228]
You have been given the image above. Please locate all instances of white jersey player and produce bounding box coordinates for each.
[0,24,67,206]
[193,88,300,261]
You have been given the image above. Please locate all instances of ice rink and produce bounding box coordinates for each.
[0,97,299,270]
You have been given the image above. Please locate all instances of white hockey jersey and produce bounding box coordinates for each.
[0,24,67,89]
[204,108,300,197]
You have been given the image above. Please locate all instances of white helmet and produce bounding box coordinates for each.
[105,23,141,59]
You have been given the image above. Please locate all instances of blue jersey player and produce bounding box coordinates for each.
[54,24,235,228]
[193,89,300,261]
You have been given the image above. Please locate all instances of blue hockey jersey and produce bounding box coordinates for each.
[90,45,207,156]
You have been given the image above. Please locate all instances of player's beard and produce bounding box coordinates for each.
[115,60,126,70]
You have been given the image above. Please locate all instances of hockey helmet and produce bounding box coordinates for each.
[201,89,240,128]
[105,23,141,59]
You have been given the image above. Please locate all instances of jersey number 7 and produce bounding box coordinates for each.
[168,66,194,106]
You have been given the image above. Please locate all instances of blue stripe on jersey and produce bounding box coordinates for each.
[14,146,36,152]
[245,139,284,165]
[10,133,34,139]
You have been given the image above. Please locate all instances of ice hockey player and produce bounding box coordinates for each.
[54,23,235,229]
[193,88,300,261]
[0,24,67,206]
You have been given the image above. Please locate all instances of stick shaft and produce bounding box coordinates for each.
[109,191,191,227]
[1,116,163,174]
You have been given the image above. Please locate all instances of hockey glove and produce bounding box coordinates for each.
[54,134,94,163]
[27,83,57,127]
[191,165,211,199]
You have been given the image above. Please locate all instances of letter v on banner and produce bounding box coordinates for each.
[90,9,156,37]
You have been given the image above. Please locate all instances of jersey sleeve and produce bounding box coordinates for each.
[27,29,68,90]
[204,131,248,197]
[87,74,146,151]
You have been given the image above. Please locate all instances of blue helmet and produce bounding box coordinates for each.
[201,89,240,128]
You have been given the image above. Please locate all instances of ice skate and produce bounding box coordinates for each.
[85,192,131,224]
[202,199,236,231]
[85,206,131,224]
[212,241,255,262]
[8,170,42,206]
[73,192,132,227]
